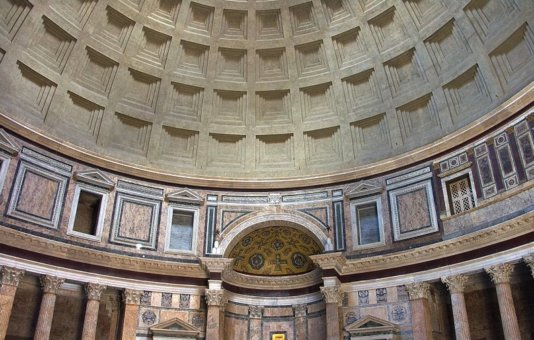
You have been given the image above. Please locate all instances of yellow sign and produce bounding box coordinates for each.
[272,334,285,340]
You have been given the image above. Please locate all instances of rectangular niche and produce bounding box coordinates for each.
[119,68,161,113]
[463,0,519,41]
[424,19,471,73]
[255,134,295,169]
[289,2,319,36]
[300,82,337,122]
[295,40,329,77]
[77,46,119,97]
[109,113,152,155]
[169,82,203,121]
[175,40,210,78]
[94,6,135,53]
[207,133,246,169]
[7,148,71,229]
[368,6,408,52]
[303,126,343,165]
[212,90,246,126]
[29,16,76,74]
[165,205,200,254]
[0,0,32,41]
[158,125,198,166]
[395,93,440,142]
[321,0,354,27]
[216,48,247,82]
[383,48,427,97]
[61,91,104,141]
[221,9,247,39]
[256,48,288,81]
[67,184,109,241]
[255,90,291,125]
[15,61,57,118]
[110,181,163,249]
[388,176,438,241]
[350,196,385,249]
[148,0,181,27]
[350,113,391,154]
[332,27,368,68]
[489,23,534,91]
[442,64,491,124]
[185,2,214,36]
[341,68,381,113]
[256,9,283,40]
[402,0,445,30]
[134,26,172,68]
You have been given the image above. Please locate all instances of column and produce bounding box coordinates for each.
[524,255,534,279]
[320,285,342,340]
[0,267,24,340]
[442,275,470,340]
[81,283,106,340]
[34,275,65,340]
[406,282,433,340]
[485,263,521,340]
[249,305,263,340]
[293,304,307,340]
[120,289,142,340]
[105,295,121,340]
[205,289,224,340]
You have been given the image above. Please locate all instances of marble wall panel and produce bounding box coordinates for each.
[307,313,326,340]
[224,314,248,340]
[262,319,293,340]
[397,188,431,233]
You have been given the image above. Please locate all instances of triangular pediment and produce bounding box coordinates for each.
[74,170,114,190]
[345,182,383,199]
[166,188,203,204]
[150,317,200,336]
[346,315,399,335]
[0,128,21,155]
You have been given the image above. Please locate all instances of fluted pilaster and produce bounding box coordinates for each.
[120,289,142,340]
[206,289,225,340]
[406,282,432,340]
[321,286,342,340]
[294,304,307,340]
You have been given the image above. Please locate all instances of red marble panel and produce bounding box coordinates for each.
[397,188,430,232]
[224,315,248,340]
[307,314,326,340]
[118,201,153,240]
[16,170,59,219]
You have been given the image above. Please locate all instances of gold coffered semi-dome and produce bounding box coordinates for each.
[0,0,532,188]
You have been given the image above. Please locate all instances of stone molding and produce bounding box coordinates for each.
[293,304,307,317]
[310,252,346,273]
[123,289,142,305]
[485,263,515,284]
[249,305,263,319]
[40,275,65,294]
[524,255,534,277]
[0,266,24,287]
[405,282,431,300]
[200,257,234,275]
[85,283,107,301]
[320,286,343,305]
[441,275,468,294]
[222,267,322,290]
[205,289,225,306]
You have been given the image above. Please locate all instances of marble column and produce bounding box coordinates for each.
[406,282,433,340]
[205,289,224,340]
[524,255,534,278]
[81,283,106,340]
[249,305,263,340]
[442,275,470,340]
[120,289,142,340]
[105,295,121,340]
[34,275,65,340]
[485,263,521,340]
[320,286,343,340]
[293,304,307,340]
[0,267,24,340]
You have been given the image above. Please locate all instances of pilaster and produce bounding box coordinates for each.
[405,282,432,340]
[320,283,343,340]
[120,289,142,340]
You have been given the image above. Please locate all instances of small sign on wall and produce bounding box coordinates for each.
[271,332,286,340]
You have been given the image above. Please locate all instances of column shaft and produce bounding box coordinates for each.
[410,298,433,340]
[120,289,141,340]
[450,292,470,340]
[34,292,58,340]
[325,302,340,340]
[0,285,17,340]
[82,299,100,340]
[495,282,521,340]
[206,304,220,340]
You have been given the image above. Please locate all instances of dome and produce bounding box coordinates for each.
[1,0,532,188]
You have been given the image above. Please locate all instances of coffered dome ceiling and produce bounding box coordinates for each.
[228,226,322,276]
[0,0,532,187]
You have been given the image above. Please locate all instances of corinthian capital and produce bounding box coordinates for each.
[249,305,263,319]
[485,263,514,284]
[523,255,534,278]
[320,286,343,304]
[405,282,431,300]
[1,267,24,287]
[85,283,107,301]
[40,275,65,294]
[441,274,468,294]
[123,289,142,305]
[205,289,225,306]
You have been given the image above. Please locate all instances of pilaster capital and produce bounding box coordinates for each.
[485,263,514,284]
[309,252,345,273]
[405,282,431,300]
[249,305,263,319]
[122,289,142,305]
[85,283,107,301]
[200,257,234,276]
[205,289,225,306]
[523,255,534,277]
[293,304,307,318]
[320,286,343,305]
[40,275,64,294]
[0,266,24,287]
[441,274,468,294]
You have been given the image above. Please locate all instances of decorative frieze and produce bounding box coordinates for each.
[85,283,106,301]
[40,275,64,294]
[485,263,514,284]
[0,267,24,287]
[405,282,431,300]
[441,274,468,293]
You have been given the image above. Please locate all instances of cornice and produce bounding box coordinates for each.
[0,227,206,278]
[221,268,323,290]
